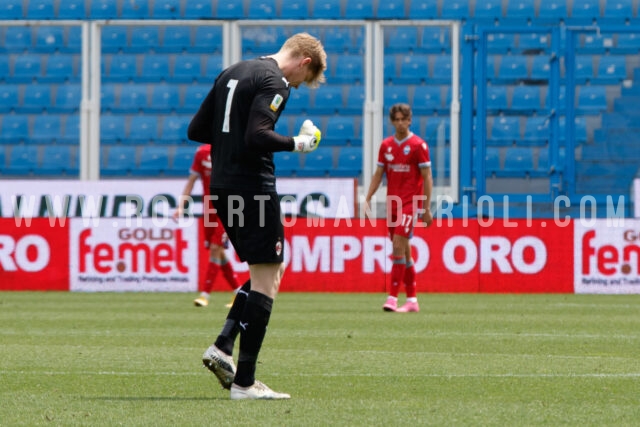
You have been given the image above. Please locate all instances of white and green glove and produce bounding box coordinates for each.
[293,119,322,152]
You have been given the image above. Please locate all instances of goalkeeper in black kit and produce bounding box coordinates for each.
[188,32,327,400]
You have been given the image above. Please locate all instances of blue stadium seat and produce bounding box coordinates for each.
[530,55,550,80]
[424,117,450,142]
[32,115,62,143]
[344,85,364,114]
[191,26,223,53]
[6,146,38,175]
[413,85,443,114]
[486,86,508,113]
[505,0,535,22]
[312,0,342,18]
[344,0,373,18]
[102,26,128,53]
[139,54,170,82]
[384,85,410,109]
[408,0,438,19]
[172,54,202,82]
[159,26,191,53]
[184,0,213,18]
[0,115,30,144]
[522,116,549,145]
[34,26,64,53]
[4,27,32,52]
[570,0,600,23]
[247,0,278,18]
[0,56,8,81]
[594,55,626,84]
[484,147,501,176]
[387,28,418,54]
[28,0,54,18]
[518,33,551,52]
[333,147,362,177]
[102,146,137,176]
[134,146,170,175]
[204,55,223,77]
[100,83,117,111]
[121,0,150,18]
[431,56,452,83]
[286,86,311,114]
[573,55,595,83]
[559,116,587,144]
[58,0,86,18]
[107,54,138,82]
[273,152,299,177]
[128,27,160,54]
[577,86,607,114]
[0,146,5,171]
[580,33,614,54]
[181,84,210,113]
[90,0,119,19]
[42,55,76,83]
[278,0,309,18]
[323,28,353,53]
[11,55,42,83]
[149,84,180,113]
[396,55,428,84]
[158,115,190,144]
[615,33,640,54]
[153,0,182,18]
[61,115,79,143]
[441,0,470,19]
[1,0,24,19]
[487,33,516,53]
[299,147,334,177]
[129,116,159,142]
[216,0,245,18]
[511,86,542,113]
[40,145,76,175]
[0,86,19,113]
[377,0,406,18]
[330,54,363,83]
[502,147,534,177]
[490,116,520,145]
[115,83,148,113]
[168,146,196,176]
[313,85,344,114]
[474,0,503,22]
[100,115,126,144]
[602,0,633,23]
[420,27,450,53]
[22,84,52,113]
[537,147,565,174]
[325,116,357,146]
[537,0,568,23]
[495,55,528,84]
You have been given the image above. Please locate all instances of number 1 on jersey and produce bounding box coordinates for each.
[222,79,238,133]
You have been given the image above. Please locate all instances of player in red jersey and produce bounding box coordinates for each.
[173,144,241,308]
[364,103,433,313]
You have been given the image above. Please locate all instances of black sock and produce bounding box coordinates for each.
[214,280,251,355]
[234,291,273,387]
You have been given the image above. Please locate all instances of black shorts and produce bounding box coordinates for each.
[210,189,284,265]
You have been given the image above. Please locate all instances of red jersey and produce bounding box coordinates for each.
[377,133,431,209]
[190,144,212,196]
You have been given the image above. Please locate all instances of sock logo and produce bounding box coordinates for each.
[239,321,249,330]
[237,289,249,297]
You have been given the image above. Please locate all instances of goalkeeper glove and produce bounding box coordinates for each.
[293,119,322,152]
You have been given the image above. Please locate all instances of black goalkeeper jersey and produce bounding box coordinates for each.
[188,57,295,192]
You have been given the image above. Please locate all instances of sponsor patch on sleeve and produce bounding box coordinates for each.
[270,94,284,112]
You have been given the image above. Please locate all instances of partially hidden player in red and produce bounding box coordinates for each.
[364,103,434,313]
[173,144,241,308]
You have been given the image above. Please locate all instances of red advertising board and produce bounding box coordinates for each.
[0,218,69,291]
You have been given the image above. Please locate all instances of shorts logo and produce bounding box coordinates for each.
[275,240,282,256]
[270,94,284,112]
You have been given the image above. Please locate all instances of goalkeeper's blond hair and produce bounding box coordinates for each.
[280,32,327,88]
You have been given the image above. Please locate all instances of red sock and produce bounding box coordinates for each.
[389,257,405,298]
[202,261,221,293]
[404,263,417,298]
[220,261,239,290]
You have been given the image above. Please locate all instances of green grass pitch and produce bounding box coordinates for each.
[1,292,639,426]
